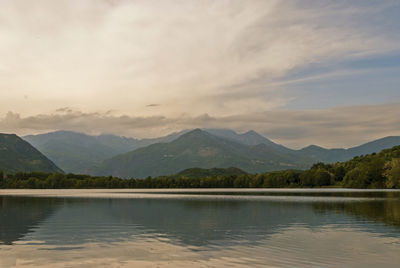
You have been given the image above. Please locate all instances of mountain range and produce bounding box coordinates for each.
[88,129,312,178]
[19,128,400,178]
[0,133,62,174]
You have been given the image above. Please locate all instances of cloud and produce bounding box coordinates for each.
[0,1,399,147]
[0,0,398,117]
[2,103,400,149]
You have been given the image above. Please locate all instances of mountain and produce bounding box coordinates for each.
[89,129,313,178]
[23,130,190,173]
[0,133,62,174]
[24,131,131,173]
[299,136,400,163]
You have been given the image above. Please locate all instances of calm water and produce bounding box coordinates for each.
[1,189,400,267]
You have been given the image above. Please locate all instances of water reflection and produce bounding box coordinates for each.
[0,190,400,267]
[0,196,60,245]
[312,199,400,229]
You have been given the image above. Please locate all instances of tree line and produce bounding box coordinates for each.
[1,146,400,189]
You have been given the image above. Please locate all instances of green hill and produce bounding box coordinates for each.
[89,129,313,178]
[0,133,62,174]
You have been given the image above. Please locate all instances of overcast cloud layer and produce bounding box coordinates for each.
[0,0,399,148]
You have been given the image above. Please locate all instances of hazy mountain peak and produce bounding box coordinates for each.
[242,130,258,135]
[189,128,205,134]
[301,145,326,151]
[241,130,265,140]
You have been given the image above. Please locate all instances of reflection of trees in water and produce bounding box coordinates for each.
[312,199,400,229]
[1,197,321,247]
[1,194,400,247]
[0,196,60,245]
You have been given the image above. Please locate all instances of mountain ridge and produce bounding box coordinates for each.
[22,129,400,177]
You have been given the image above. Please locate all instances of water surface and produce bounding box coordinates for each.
[1,189,400,267]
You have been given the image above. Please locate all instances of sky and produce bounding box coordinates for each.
[0,0,399,148]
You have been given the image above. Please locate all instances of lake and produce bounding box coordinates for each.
[1,189,400,267]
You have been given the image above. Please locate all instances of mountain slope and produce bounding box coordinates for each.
[298,136,400,163]
[297,145,347,163]
[348,136,400,157]
[0,133,62,173]
[89,129,313,178]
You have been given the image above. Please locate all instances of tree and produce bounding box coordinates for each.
[333,165,346,182]
[342,167,368,188]
[384,158,400,188]
[313,169,332,186]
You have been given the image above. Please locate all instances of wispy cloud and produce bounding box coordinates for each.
[0,0,398,117]
[0,1,399,146]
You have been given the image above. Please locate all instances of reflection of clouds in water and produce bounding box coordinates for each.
[1,227,400,268]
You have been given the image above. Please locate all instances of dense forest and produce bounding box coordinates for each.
[1,146,400,189]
